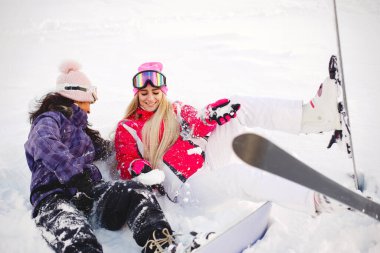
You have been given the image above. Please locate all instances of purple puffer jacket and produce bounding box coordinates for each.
[24,104,102,215]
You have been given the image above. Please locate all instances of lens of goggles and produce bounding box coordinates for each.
[89,86,98,102]
[132,70,166,89]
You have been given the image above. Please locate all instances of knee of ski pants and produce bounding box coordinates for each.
[97,180,154,231]
[35,194,103,253]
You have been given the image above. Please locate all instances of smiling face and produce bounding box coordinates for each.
[137,85,163,112]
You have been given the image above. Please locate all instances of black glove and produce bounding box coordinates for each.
[67,169,95,197]
[71,192,94,214]
[150,184,166,196]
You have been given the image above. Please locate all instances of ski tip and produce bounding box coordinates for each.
[232,133,264,153]
[232,133,270,166]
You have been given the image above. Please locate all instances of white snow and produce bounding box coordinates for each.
[1,0,380,252]
[135,169,165,186]
[187,147,203,156]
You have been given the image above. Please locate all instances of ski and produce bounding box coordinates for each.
[326,55,362,190]
[232,133,380,221]
[193,202,271,253]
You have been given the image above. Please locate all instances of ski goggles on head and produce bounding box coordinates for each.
[63,85,98,103]
[132,70,167,89]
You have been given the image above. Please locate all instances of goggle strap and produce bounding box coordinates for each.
[64,86,87,92]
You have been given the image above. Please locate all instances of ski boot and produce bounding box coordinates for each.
[301,77,342,134]
[143,228,215,253]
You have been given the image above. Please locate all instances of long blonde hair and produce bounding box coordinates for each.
[124,95,180,169]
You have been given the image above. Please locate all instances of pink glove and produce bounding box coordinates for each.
[206,98,241,125]
[129,159,153,178]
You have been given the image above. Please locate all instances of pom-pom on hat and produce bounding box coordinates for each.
[138,62,163,72]
[56,60,97,103]
[133,62,168,95]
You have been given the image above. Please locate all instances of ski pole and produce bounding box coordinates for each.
[332,0,361,190]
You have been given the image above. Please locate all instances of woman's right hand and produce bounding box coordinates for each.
[67,169,95,196]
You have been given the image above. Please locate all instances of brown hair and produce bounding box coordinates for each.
[29,92,104,150]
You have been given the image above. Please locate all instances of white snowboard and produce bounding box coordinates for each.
[193,201,271,253]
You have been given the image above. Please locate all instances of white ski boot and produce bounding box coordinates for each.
[301,77,342,134]
[314,192,353,214]
[167,231,216,253]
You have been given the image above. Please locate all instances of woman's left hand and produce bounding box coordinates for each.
[134,169,166,186]
[129,159,165,186]
[205,98,241,125]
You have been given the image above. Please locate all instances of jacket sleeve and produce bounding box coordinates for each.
[174,101,217,138]
[114,120,142,180]
[26,116,85,185]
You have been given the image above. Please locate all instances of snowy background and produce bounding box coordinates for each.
[1,0,380,252]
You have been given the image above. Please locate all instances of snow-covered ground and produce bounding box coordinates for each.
[1,0,379,252]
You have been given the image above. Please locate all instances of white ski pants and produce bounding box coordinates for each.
[178,95,316,215]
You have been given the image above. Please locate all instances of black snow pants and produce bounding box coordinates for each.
[34,180,171,253]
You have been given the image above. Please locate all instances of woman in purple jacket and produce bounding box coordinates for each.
[24,61,174,253]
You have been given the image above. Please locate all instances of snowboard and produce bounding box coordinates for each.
[193,201,272,253]
[232,133,380,221]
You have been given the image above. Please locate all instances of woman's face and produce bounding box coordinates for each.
[75,101,92,114]
[138,85,163,112]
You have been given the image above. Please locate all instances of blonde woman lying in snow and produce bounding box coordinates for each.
[114,61,344,252]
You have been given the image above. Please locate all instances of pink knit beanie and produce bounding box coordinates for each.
[56,60,97,103]
[133,62,168,95]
